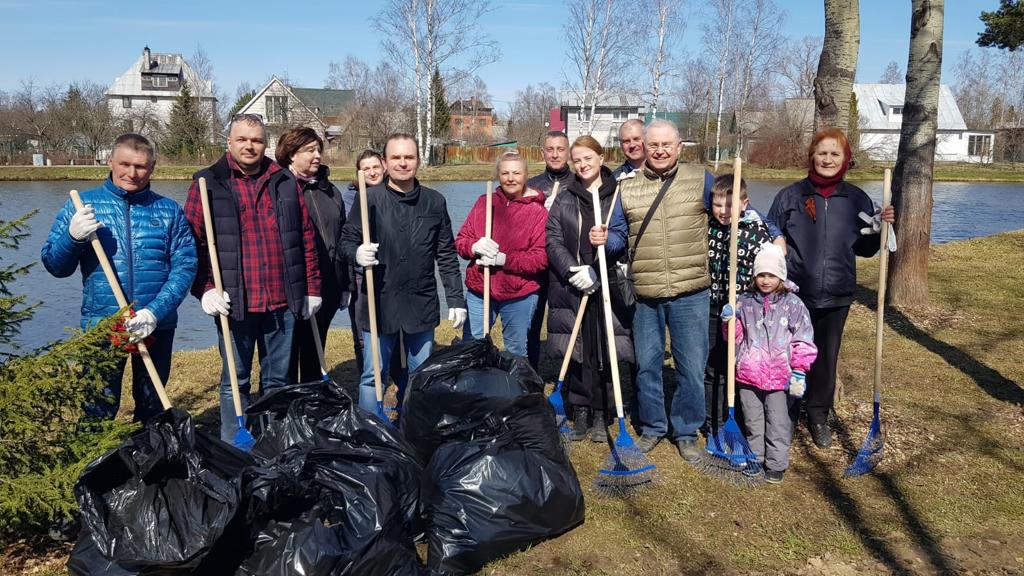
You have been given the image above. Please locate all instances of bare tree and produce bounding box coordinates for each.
[564,0,633,135]
[642,0,686,116]
[374,0,499,158]
[889,0,944,308]
[703,0,737,168]
[65,81,115,159]
[879,60,904,83]
[508,82,558,145]
[813,0,860,132]
[733,0,785,155]
[189,44,222,138]
[780,36,822,98]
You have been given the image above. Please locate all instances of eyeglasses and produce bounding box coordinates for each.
[232,113,265,125]
[646,143,678,152]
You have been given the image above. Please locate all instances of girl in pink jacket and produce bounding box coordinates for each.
[723,243,817,483]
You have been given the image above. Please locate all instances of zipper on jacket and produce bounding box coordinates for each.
[819,197,828,299]
[125,199,134,302]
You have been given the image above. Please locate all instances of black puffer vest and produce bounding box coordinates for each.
[194,155,308,321]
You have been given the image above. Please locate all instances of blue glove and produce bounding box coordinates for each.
[720,304,735,321]
[787,370,807,398]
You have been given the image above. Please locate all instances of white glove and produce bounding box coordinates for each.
[476,252,506,267]
[303,295,322,319]
[201,289,231,316]
[124,309,157,342]
[471,237,499,258]
[356,242,379,267]
[69,204,103,240]
[448,307,467,329]
[859,209,898,252]
[543,195,556,210]
[568,265,598,293]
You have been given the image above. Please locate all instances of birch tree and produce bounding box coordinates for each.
[733,0,785,155]
[642,0,686,117]
[813,0,860,131]
[565,0,632,135]
[703,0,737,169]
[780,36,822,98]
[889,0,944,307]
[374,0,498,159]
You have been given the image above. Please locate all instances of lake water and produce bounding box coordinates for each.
[2,178,1021,352]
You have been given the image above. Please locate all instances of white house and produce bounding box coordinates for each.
[854,83,995,163]
[234,76,354,155]
[559,91,646,149]
[106,47,216,139]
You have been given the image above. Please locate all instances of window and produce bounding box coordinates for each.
[968,134,992,157]
[890,106,903,116]
[122,96,132,109]
[266,95,288,124]
[478,118,487,126]
[151,96,158,103]
[612,110,629,121]
[152,75,168,88]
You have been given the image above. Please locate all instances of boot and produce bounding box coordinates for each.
[571,406,590,442]
[590,409,608,443]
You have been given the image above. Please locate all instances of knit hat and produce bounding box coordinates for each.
[753,243,787,281]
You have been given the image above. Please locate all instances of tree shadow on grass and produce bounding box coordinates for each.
[852,287,1023,406]
[810,416,962,575]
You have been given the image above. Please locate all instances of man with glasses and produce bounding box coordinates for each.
[184,113,322,442]
[614,118,712,462]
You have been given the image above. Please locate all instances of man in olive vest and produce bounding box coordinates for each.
[616,119,710,462]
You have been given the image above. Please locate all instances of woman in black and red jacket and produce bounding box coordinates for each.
[768,127,895,449]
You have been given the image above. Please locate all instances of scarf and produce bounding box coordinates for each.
[807,157,850,198]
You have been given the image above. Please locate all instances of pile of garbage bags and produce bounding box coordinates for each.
[68,339,584,576]
[404,339,586,575]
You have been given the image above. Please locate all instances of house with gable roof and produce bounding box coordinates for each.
[106,46,216,139]
[233,76,355,156]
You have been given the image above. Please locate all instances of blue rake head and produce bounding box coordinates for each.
[844,400,884,477]
[594,418,658,494]
[233,415,256,452]
[705,408,759,470]
[547,379,571,436]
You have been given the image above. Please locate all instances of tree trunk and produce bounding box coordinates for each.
[889,0,943,308]
[713,0,734,170]
[813,0,860,132]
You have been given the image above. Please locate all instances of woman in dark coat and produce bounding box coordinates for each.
[546,135,632,442]
[767,127,895,449]
[277,127,348,383]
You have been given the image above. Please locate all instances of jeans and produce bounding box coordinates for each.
[359,328,434,413]
[633,289,710,441]
[87,329,174,423]
[217,308,294,442]
[463,290,538,358]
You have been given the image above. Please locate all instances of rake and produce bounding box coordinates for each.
[547,183,615,445]
[703,158,761,481]
[309,315,331,384]
[589,186,657,494]
[483,180,493,338]
[358,171,390,423]
[69,190,173,416]
[844,168,892,477]
[199,178,256,451]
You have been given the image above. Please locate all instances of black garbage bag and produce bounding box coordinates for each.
[236,381,424,576]
[401,338,545,463]
[67,526,139,576]
[73,408,253,573]
[425,394,586,575]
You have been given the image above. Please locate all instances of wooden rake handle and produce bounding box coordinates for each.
[875,170,893,398]
[483,180,493,336]
[725,158,742,408]
[197,178,245,419]
[590,185,625,418]
[69,190,171,410]
[358,171,384,403]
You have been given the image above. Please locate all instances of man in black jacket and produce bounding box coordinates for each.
[342,133,466,413]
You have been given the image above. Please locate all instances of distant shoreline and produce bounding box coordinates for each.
[2,163,1024,183]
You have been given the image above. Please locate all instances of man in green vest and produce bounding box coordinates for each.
[616,119,710,462]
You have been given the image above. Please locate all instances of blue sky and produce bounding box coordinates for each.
[0,0,1002,111]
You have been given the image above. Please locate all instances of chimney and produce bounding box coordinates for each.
[142,46,152,70]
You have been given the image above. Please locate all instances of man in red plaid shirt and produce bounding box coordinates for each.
[184,114,321,442]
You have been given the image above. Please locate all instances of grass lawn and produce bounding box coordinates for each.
[3,231,1023,575]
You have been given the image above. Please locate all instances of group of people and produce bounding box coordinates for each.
[42,112,894,484]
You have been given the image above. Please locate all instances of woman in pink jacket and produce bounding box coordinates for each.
[455,151,548,357]
[723,243,817,483]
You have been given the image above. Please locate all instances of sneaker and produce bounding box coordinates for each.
[764,469,785,484]
[742,464,763,478]
[571,407,590,442]
[676,438,702,463]
[635,434,662,453]
[808,422,832,449]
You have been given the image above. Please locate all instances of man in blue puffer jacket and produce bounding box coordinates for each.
[41,133,197,423]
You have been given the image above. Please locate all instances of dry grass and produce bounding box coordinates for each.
[4,231,1024,575]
